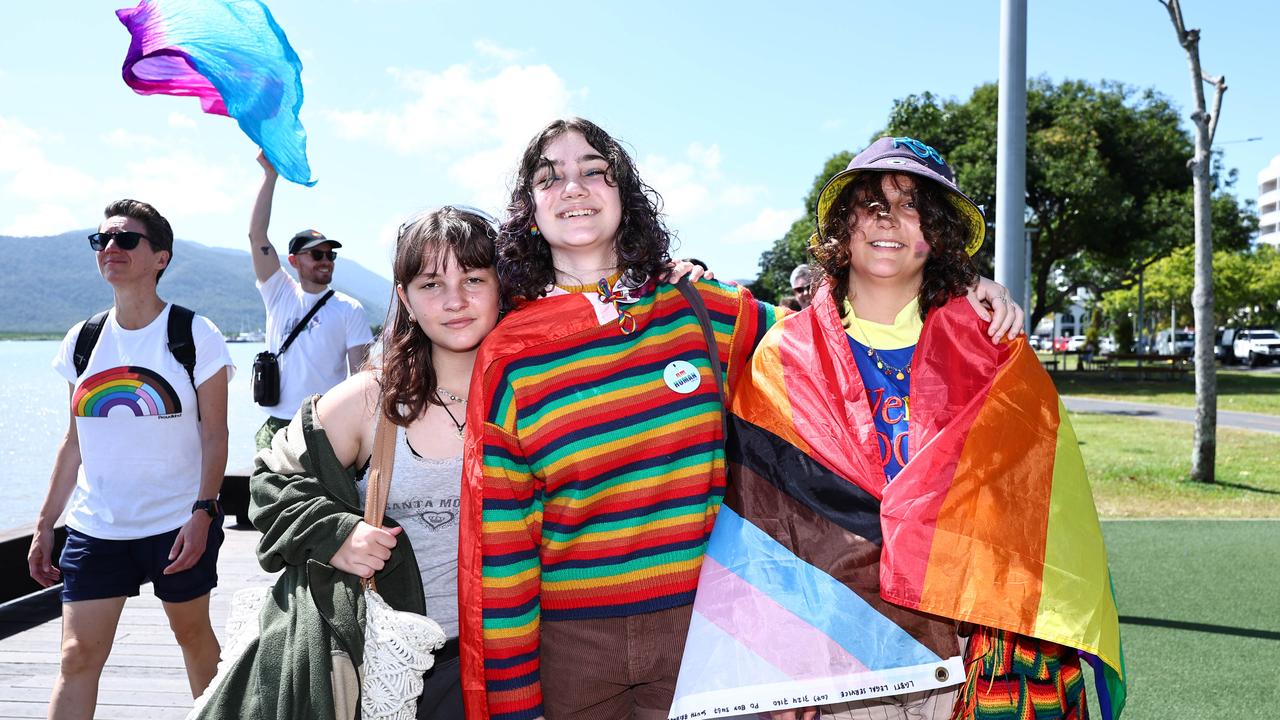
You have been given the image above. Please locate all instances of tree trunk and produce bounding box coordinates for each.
[1163,0,1225,483]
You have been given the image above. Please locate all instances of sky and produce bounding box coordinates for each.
[2,0,1277,283]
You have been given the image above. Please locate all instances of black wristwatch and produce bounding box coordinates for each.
[192,498,221,518]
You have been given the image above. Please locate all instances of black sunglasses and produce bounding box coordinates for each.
[307,249,338,262]
[792,284,812,294]
[88,231,149,252]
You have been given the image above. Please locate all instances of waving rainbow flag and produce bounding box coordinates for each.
[669,290,1124,720]
[116,0,315,185]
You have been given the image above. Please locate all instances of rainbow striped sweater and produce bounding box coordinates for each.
[459,279,782,720]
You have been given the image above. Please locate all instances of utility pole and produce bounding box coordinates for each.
[995,0,1028,324]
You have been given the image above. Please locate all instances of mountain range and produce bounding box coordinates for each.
[2,231,391,334]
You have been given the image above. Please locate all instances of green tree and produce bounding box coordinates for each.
[751,79,1255,327]
[1104,244,1279,328]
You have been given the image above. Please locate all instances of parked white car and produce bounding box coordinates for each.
[1066,335,1089,352]
[1099,336,1117,354]
[1155,329,1194,356]
[1232,329,1280,367]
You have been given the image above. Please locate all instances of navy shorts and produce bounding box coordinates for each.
[59,518,224,604]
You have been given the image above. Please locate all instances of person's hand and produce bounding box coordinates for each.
[164,511,213,575]
[27,527,61,587]
[967,277,1025,344]
[256,149,278,178]
[662,259,715,284]
[330,522,402,578]
[769,708,818,720]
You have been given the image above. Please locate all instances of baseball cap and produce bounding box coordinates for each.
[288,229,343,255]
[815,136,986,256]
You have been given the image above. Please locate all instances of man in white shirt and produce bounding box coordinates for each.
[249,152,373,448]
[29,199,235,718]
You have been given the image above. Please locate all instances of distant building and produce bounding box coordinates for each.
[1260,155,1280,247]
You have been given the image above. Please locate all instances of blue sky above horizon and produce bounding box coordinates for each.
[3,0,1277,282]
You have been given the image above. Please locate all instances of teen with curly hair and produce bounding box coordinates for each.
[712,137,1112,720]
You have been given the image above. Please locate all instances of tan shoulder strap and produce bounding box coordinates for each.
[361,414,397,592]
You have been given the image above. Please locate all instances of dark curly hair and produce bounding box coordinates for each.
[379,206,496,426]
[811,173,976,319]
[496,118,672,303]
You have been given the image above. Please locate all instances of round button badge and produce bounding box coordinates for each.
[663,360,702,394]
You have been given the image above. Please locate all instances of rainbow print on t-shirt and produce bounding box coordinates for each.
[74,366,182,418]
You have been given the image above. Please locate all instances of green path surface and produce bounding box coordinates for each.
[1091,520,1280,718]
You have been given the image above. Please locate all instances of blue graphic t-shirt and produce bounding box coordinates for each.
[842,299,924,484]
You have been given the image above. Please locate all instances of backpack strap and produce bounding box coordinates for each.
[166,304,200,420]
[73,310,111,378]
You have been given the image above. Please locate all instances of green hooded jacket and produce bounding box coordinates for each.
[193,397,426,719]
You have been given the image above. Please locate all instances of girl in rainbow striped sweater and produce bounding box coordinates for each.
[458,119,1024,720]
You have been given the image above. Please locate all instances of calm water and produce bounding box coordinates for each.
[0,341,269,532]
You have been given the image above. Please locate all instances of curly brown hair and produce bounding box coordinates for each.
[496,118,672,304]
[811,173,976,319]
[379,206,496,426]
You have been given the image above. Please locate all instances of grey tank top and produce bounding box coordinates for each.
[357,424,461,638]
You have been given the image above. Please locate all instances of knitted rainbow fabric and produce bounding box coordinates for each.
[458,280,782,720]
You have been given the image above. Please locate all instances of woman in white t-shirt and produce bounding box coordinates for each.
[28,199,235,719]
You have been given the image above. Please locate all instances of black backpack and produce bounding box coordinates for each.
[73,304,200,418]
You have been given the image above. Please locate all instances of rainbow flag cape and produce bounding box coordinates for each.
[668,290,1125,720]
[116,0,315,186]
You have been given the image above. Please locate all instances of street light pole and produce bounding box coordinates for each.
[995,0,1028,320]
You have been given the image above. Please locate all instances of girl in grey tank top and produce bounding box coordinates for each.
[358,425,461,638]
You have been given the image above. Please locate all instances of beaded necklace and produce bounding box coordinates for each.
[848,312,911,381]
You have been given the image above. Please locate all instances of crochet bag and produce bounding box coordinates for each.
[353,414,447,719]
[188,415,445,720]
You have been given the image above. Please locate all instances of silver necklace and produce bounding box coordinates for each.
[437,387,466,404]
[436,390,465,438]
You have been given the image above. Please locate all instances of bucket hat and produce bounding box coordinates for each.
[815,136,985,255]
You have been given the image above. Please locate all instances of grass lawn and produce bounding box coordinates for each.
[1084,520,1280,719]
[1050,368,1280,416]
[1070,413,1280,518]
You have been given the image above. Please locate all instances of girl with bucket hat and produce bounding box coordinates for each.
[457,121,1031,720]
[663,137,1124,720]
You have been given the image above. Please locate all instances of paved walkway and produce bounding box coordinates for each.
[0,523,275,719]
[1063,396,1280,434]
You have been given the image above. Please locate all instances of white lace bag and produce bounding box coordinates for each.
[359,414,447,720]
[188,417,446,720]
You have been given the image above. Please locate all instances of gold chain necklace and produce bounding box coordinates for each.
[849,313,911,381]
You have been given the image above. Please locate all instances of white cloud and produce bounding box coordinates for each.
[326,62,574,207]
[729,206,802,245]
[0,115,97,202]
[640,142,764,229]
[168,112,198,129]
[98,151,249,219]
[473,39,521,63]
[102,128,162,149]
[3,203,80,236]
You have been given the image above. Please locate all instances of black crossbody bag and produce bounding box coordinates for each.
[253,290,335,406]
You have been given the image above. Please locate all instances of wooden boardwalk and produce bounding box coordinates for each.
[0,523,276,719]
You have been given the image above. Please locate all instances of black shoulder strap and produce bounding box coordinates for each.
[167,305,197,389]
[676,277,727,438]
[73,310,111,377]
[279,289,336,356]
[167,304,200,420]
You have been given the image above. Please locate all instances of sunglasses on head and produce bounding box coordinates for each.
[307,249,338,262]
[88,231,149,252]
